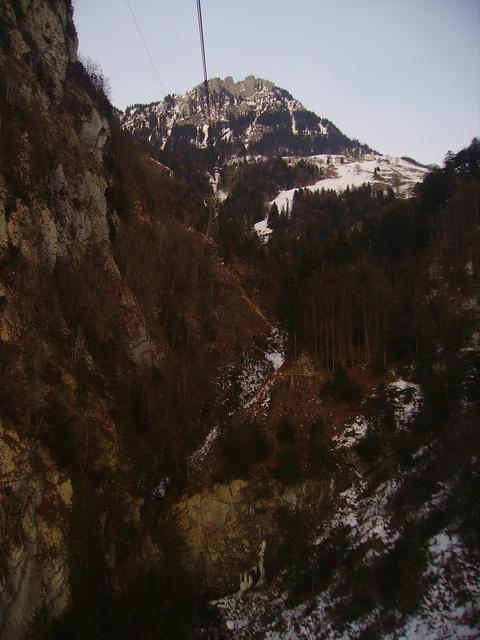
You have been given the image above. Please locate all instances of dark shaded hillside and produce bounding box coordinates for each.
[0,2,269,638]
[218,140,480,370]
[0,5,267,479]
[202,142,480,638]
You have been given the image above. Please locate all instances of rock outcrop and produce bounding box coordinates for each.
[0,0,77,107]
[175,474,332,596]
[122,75,369,160]
[0,420,72,640]
[0,2,116,636]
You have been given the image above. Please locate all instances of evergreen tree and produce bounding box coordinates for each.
[268,202,280,229]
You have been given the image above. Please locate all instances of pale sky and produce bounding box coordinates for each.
[73,0,480,165]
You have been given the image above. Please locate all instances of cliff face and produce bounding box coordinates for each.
[0,3,111,636]
[122,75,368,160]
[0,0,77,106]
[0,0,111,269]
[0,421,72,639]
[174,476,332,596]
[0,2,273,636]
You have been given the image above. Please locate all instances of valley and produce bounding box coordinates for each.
[0,2,479,639]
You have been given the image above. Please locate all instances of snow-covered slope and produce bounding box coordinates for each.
[210,374,480,639]
[273,155,429,209]
[254,154,429,241]
[121,76,368,159]
[214,473,480,639]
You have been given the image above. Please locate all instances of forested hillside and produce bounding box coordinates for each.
[207,140,480,638]
[251,142,479,365]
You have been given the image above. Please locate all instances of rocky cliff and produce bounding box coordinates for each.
[0,2,104,635]
[174,475,331,596]
[0,420,72,639]
[122,75,370,160]
[0,2,277,637]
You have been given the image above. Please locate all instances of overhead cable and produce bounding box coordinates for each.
[196,0,211,120]
[196,0,215,173]
[125,0,166,98]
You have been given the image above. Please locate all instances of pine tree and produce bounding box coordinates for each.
[268,202,279,229]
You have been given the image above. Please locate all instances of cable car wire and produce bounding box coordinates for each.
[125,0,166,98]
[196,0,215,176]
[196,0,211,123]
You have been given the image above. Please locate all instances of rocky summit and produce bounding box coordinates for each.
[122,75,369,159]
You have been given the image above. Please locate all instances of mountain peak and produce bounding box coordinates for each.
[205,75,280,99]
[122,77,368,159]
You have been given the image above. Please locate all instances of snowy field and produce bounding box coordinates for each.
[272,155,429,213]
[254,154,429,242]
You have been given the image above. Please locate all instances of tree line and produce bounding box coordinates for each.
[216,139,480,372]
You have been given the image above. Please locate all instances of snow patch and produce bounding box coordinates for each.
[269,154,429,217]
[254,217,273,243]
[332,416,369,450]
[189,426,219,469]
[389,529,480,639]
[151,477,170,500]
[239,326,286,409]
[387,378,422,430]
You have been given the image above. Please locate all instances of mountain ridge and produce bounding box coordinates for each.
[121,75,371,160]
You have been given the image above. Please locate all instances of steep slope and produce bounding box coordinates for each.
[122,75,369,160]
[0,3,272,638]
[213,408,480,638]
